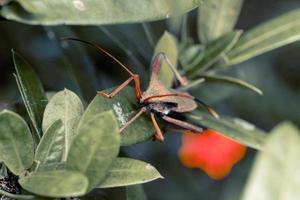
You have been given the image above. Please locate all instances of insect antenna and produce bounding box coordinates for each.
[194,98,220,119]
[60,37,134,76]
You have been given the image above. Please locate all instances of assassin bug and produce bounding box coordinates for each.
[61,37,219,142]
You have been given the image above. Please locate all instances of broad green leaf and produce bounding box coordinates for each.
[226,8,300,66]
[0,189,35,200]
[242,122,300,200]
[19,170,88,198]
[185,31,242,77]
[126,185,147,200]
[98,158,163,188]
[198,0,243,43]
[0,0,200,25]
[66,111,120,190]
[0,110,34,175]
[35,162,65,172]
[186,112,267,150]
[197,74,263,95]
[35,120,65,166]
[79,87,155,146]
[42,89,84,161]
[154,31,178,87]
[13,50,47,140]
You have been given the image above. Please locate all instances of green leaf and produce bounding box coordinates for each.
[12,50,47,141]
[0,189,35,200]
[79,87,155,146]
[0,0,200,25]
[185,31,242,77]
[241,122,300,200]
[154,31,178,87]
[126,185,147,200]
[226,8,300,66]
[35,120,65,166]
[198,0,243,43]
[66,111,120,190]
[0,110,34,175]
[197,74,263,95]
[186,112,267,150]
[19,170,88,198]
[42,89,84,161]
[98,158,163,188]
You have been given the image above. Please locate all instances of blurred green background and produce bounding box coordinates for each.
[0,0,300,199]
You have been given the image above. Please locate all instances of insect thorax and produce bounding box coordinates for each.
[145,102,178,116]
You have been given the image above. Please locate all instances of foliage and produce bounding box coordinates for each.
[0,0,300,199]
[0,53,162,198]
[242,122,300,200]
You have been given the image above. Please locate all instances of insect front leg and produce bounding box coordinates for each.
[97,74,142,101]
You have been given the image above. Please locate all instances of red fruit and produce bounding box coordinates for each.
[178,129,247,180]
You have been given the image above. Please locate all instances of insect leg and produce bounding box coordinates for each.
[194,98,220,119]
[120,107,147,132]
[150,113,164,142]
[98,74,142,100]
[152,52,188,86]
[162,115,204,133]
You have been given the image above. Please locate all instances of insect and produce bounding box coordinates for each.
[62,37,219,142]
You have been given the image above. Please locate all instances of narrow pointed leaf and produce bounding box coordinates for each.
[66,111,120,190]
[19,170,88,198]
[186,112,267,150]
[226,8,300,66]
[78,87,155,146]
[0,110,34,175]
[198,0,243,43]
[154,31,178,87]
[35,120,65,166]
[42,89,84,161]
[12,50,47,140]
[242,122,300,200]
[186,31,242,77]
[98,158,163,188]
[0,0,200,25]
[197,74,263,95]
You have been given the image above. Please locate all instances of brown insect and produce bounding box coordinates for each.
[62,37,219,142]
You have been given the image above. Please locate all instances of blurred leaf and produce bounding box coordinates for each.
[98,158,163,188]
[1,191,33,200]
[126,185,147,200]
[226,8,300,66]
[0,165,8,179]
[0,110,34,175]
[198,0,243,43]
[46,27,99,101]
[35,120,65,166]
[42,89,84,161]
[186,112,267,150]
[19,170,88,198]
[0,189,35,199]
[186,31,242,77]
[154,31,178,87]
[13,50,47,141]
[66,111,120,190]
[198,74,263,95]
[0,0,200,25]
[180,44,204,68]
[78,87,155,146]
[242,122,300,200]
